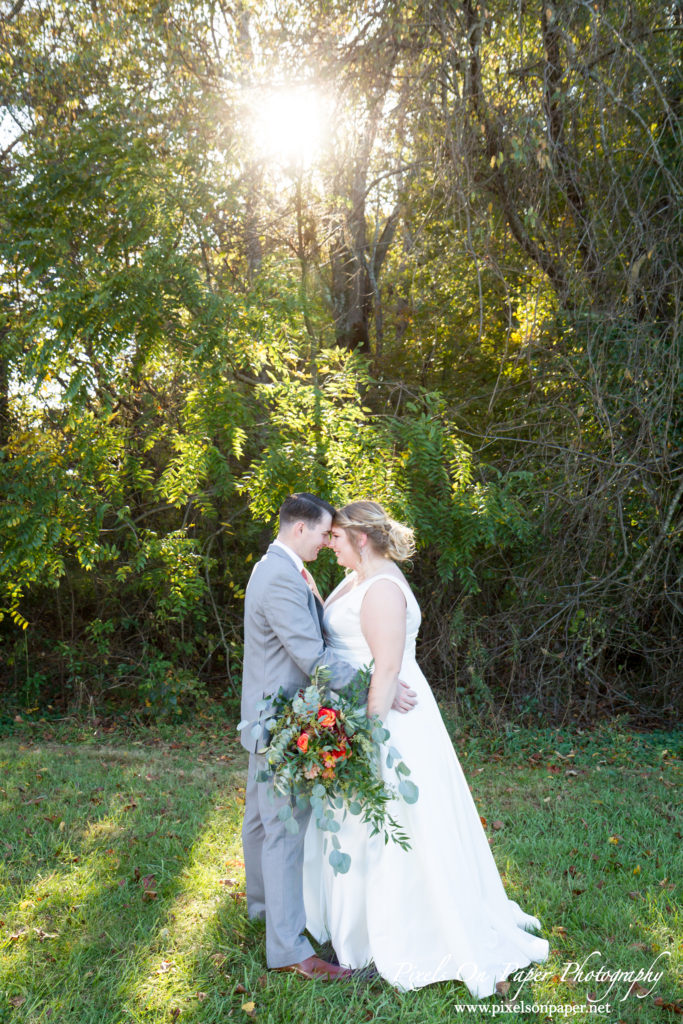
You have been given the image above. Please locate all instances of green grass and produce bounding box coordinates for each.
[0,712,681,1024]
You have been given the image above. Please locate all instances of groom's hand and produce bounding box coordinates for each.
[392,680,418,713]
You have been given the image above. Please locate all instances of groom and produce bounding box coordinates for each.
[240,493,415,981]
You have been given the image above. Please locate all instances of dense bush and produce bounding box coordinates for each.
[1,0,679,723]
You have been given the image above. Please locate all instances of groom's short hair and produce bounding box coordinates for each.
[279,493,335,529]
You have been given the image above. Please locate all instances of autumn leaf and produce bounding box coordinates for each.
[653,997,683,1014]
[627,981,650,997]
[154,960,176,975]
[241,1000,257,1017]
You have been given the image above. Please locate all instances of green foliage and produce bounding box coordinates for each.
[0,0,679,723]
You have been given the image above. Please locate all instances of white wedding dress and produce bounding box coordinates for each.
[303,572,549,997]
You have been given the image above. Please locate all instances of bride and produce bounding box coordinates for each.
[303,501,549,997]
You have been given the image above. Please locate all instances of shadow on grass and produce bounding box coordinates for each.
[0,738,247,1023]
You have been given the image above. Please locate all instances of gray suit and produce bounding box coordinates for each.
[240,542,355,968]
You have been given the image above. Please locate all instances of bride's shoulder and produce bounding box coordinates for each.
[363,569,413,599]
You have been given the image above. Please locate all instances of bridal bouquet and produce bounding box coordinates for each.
[247,666,418,874]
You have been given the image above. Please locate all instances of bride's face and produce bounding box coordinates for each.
[329,526,362,570]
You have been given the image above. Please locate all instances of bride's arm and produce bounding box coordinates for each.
[360,580,407,720]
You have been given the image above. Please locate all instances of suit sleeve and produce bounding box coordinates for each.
[262,571,356,690]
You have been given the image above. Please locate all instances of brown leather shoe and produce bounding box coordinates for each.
[274,954,352,981]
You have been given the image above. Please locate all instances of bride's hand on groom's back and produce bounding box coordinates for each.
[392,680,418,713]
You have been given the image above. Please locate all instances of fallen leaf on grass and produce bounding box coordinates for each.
[496,981,511,995]
[195,992,208,1002]
[10,928,29,941]
[211,953,227,968]
[653,997,683,1014]
[491,820,504,831]
[241,1001,256,1018]
[551,925,568,938]
[33,927,58,941]
[154,960,176,975]
[219,878,237,887]
[627,981,651,997]
[9,996,26,1007]
[234,983,247,995]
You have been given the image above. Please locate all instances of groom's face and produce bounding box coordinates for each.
[299,511,333,562]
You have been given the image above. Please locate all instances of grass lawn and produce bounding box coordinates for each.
[0,712,680,1024]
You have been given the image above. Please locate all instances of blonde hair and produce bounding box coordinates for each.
[333,501,415,562]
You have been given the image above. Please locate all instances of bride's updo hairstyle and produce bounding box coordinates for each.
[333,501,415,563]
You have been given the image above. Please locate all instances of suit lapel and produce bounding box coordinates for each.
[266,544,324,634]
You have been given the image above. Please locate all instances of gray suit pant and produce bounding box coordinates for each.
[242,753,315,968]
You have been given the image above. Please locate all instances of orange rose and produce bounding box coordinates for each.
[317,707,337,728]
[296,732,309,753]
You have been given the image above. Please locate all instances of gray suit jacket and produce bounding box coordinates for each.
[240,543,356,753]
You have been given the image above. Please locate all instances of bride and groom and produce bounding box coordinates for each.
[240,493,549,996]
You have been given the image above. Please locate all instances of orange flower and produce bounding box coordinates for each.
[296,732,309,753]
[317,707,337,728]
